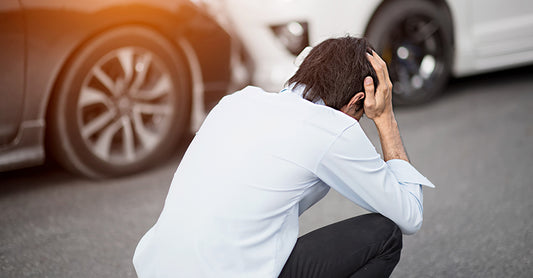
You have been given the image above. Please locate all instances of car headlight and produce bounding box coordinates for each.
[270,21,309,56]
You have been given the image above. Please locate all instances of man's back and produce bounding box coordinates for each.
[133,86,356,277]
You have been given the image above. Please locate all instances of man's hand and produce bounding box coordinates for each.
[363,51,394,123]
[363,51,409,162]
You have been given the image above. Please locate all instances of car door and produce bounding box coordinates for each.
[0,0,25,145]
[471,0,533,68]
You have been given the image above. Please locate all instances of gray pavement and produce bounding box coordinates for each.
[1,66,533,277]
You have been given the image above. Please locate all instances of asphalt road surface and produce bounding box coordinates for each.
[1,65,532,278]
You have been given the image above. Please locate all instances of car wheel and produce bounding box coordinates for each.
[366,0,453,105]
[48,26,191,178]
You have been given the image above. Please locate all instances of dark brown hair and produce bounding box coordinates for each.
[288,36,378,110]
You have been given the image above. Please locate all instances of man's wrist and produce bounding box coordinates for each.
[372,111,409,162]
[372,111,396,129]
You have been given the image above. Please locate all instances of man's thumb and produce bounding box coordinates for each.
[364,76,375,96]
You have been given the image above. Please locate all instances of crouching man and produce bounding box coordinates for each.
[133,36,434,278]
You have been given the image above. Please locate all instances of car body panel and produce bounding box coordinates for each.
[224,0,381,91]
[0,0,233,172]
[0,0,25,145]
[448,0,533,75]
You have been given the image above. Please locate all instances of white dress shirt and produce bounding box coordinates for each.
[133,86,434,278]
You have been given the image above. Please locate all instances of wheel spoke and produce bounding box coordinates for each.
[79,87,112,108]
[419,55,436,79]
[132,110,158,150]
[93,66,119,96]
[131,52,153,91]
[92,119,123,160]
[136,74,172,101]
[117,48,135,83]
[133,102,172,116]
[412,20,439,44]
[81,110,116,139]
[121,116,136,161]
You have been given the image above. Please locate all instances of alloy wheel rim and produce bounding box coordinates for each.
[77,47,176,164]
[383,15,445,98]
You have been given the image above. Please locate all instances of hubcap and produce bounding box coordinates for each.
[77,47,176,164]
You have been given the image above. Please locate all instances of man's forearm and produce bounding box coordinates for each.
[363,51,410,163]
[374,113,409,162]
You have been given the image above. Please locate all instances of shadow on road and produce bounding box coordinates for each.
[392,63,533,113]
[0,160,77,195]
[0,132,194,197]
[445,64,533,98]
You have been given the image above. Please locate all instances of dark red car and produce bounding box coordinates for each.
[0,0,239,178]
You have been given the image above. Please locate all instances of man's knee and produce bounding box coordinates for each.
[361,213,403,252]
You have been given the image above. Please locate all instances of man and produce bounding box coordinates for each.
[133,37,434,278]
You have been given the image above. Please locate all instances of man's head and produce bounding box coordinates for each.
[288,36,379,115]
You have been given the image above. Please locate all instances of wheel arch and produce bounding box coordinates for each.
[45,22,204,177]
[43,22,201,146]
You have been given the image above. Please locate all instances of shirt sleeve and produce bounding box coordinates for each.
[315,123,435,235]
[298,182,330,216]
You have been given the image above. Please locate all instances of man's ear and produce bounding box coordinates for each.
[341,92,365,117]
[348,92,365,108]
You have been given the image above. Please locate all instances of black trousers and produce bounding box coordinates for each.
[279,213,402,278]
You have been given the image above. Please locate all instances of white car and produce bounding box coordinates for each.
[210,0,533,104]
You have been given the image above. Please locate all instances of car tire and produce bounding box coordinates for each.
[366,0,453,105]
[48,26,191,178]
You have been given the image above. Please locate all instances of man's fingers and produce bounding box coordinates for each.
[372,50,388,68]
[366,51,387,85]
[372,51,393,88]
[371,50,388,71]
[367,51,393,93]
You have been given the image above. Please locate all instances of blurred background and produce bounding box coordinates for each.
[1,0,532,277]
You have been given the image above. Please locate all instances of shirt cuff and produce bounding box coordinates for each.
[386,159,435,188]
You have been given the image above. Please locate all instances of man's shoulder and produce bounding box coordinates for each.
[216,86,277,106]
[304,104,359,137]
[225,85,272,98]
[218,85,358,136]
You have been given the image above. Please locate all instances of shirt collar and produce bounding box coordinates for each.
[281,84,326,106]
